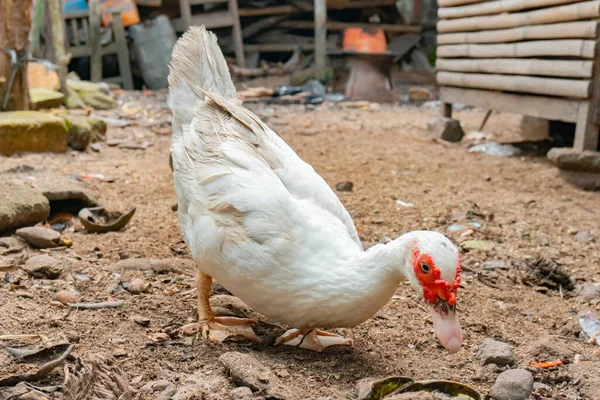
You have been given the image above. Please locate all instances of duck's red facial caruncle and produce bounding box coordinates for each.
[413,249,463,354]
[413,250,461,305]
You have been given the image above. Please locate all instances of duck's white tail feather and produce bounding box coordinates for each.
[167,25,236,136]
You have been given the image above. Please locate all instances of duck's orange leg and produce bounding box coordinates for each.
[180,271,261,343]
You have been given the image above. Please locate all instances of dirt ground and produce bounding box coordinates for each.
[1,91,600,400]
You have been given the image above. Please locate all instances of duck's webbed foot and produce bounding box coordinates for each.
[275,328,353,352]
[181,270,261,343]
[181,317,261,343]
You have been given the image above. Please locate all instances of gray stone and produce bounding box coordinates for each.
[171,369,230,400]
[574,231,595,243]
[558,170,600,191]
[490,369,534,400]
[37,176,98,208]
[533,382,552,395]
[476,338,515,366]
[24,255,65,279]
[0,182,50,234]
[219,352,276,392]
[427,117,464,143]
[573,282,600,302]
[335,181,354,192]
[547,148,600,173]
[231,386,253,400]
[0,236,28,251]
[16,227,60,248]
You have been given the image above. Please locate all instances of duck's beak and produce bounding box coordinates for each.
[429,300,463,354]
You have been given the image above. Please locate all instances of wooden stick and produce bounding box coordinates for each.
[67,301,124,309]
[278,20,421,33]
[438,21,599,44]
[440,86,582,123]
[111,258,193,274]
[479,110,493,131]
[440,0,582,20]
[437,40,596,59]
[438,1,600,33]
[436,58,594,78]
[0,334,46,341]
[437,71,591,98]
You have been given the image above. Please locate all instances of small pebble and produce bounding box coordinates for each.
[490,369,534,400]
[230,386,253,400]
[54,290,77,305]
[476,338,515,366]
[132,315,151,327]
[335,181,354,192]
[113,348,128,358]
[128,278,146,294]
[219,351,276,392]
[574,231,595,243]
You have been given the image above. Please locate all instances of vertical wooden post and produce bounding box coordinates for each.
[89,0,102,83]
[314,0,327,82]
[179,0,192,31]
[414,0,422,23]
[573,35,600,151]
[229,0,245,67]
[111,11,133,90]
[48,0,69,94]
[0,0,32,110]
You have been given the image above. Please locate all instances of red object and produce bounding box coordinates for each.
[343,28,387,53]
[530,360,563,369]
[413,249,461,306]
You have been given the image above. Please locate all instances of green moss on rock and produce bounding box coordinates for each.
[30,88,65,110]
[60,115,108,150]
[0,111,69,156]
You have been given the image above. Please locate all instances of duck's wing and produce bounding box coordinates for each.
[167,26,362,251]
[200,91,363,251]
[171,91,359,273]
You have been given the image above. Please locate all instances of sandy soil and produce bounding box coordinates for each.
[1,92,600,400]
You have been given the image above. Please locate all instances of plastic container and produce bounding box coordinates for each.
[64,0,88,13]
[129,15,177,90]
[343,28,387,53]
[101,0,140,27]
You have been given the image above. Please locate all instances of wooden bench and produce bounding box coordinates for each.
[64,8,134,89]
[436,0,600,151]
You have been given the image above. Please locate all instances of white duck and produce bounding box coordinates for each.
[168,26,464,353]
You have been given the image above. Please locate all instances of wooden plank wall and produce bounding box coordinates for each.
[436,0,600,150]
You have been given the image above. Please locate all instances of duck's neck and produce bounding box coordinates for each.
[333,234,416,326]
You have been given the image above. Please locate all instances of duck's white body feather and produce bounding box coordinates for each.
[168,27,407,329]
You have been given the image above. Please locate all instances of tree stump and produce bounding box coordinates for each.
[0,0,32,110]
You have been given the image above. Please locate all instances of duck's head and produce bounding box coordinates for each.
[402,231,463,354]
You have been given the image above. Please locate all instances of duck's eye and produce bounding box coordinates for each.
[420,262,430,273]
